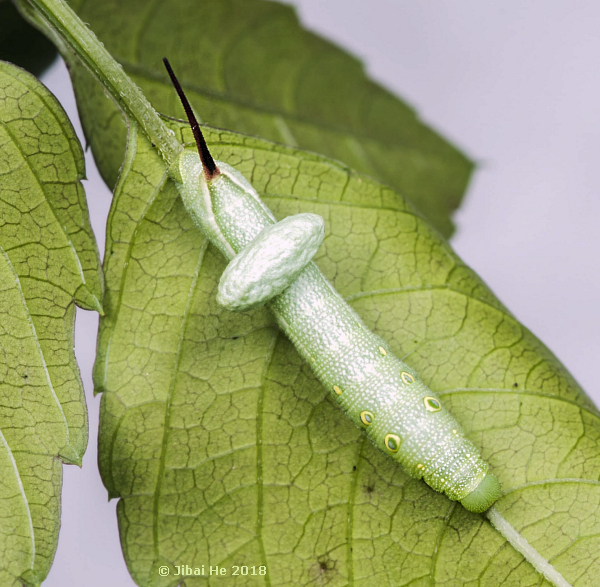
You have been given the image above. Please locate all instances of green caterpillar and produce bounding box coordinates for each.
[163,58,501,513]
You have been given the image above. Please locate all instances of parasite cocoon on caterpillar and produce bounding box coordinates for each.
[162,58,501,514]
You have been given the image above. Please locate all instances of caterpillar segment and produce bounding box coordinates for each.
[164,58,501,514]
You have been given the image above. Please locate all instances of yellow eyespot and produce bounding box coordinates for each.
[424,396,441,412]
[333,385,343,396]
[385,434,401,453]
[401,371,415,385]
[378,346,387,356]
[360,411,374,426]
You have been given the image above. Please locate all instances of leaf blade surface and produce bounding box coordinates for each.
[96,121,600,586]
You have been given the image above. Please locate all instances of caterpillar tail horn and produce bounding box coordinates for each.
[162,57,219,181]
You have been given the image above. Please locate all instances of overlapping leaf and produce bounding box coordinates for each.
[0,61,102,586]
[65,0,472,238]
[95,120,600,586]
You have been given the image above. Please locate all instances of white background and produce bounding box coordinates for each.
[38,1,600,584]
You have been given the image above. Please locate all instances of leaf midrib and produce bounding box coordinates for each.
[0,428,35,576]
[0,246,70,449]
[0,118,93,304]
[256,331,278,587]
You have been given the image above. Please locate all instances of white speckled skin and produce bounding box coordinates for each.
[217,213,325,312]
[177,150,488,502]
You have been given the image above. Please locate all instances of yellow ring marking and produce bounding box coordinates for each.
[385,434,401,453]
[401,371,415,385]
[424,396,442,412]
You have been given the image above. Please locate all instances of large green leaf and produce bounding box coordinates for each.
[0,61,102,585]
[65,0,472,238]
[95,119,599,586]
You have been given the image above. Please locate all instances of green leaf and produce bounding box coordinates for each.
[65,0,472,238]
[0,1,57,78]
[0,60,102,585]
[96,120,599,586]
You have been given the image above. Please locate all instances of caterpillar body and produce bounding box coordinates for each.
[164,59,501,513]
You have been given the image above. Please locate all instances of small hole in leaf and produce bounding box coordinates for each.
[316,557,335,574]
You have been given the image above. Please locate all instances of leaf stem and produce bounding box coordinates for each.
[24,0,182,165]
[486,507,572,587]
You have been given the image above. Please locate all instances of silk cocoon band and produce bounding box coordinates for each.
[217,213,325,311]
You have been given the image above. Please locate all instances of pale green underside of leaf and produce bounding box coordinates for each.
[95,120,600,586]
[0,61,102,585]
[66,0,473,239]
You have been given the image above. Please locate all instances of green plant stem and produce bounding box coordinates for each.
[24,0,182,165]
